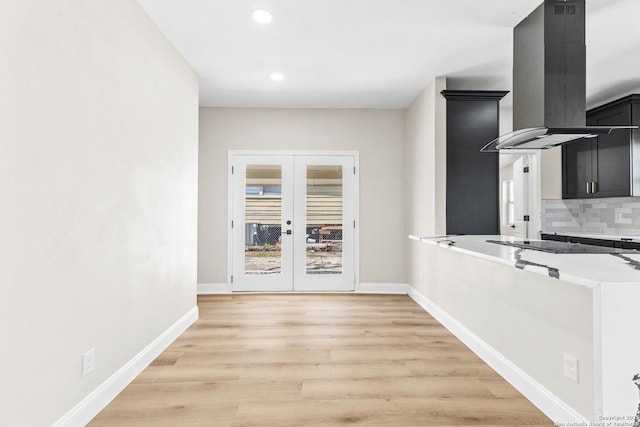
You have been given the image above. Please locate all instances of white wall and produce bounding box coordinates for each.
[0,1,199,425]
[403,77,447,237]
[198,108,406,285]
[404,77,447,289]
[541,147,562,199]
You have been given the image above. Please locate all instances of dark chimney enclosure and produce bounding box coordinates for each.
[513,0,586,130]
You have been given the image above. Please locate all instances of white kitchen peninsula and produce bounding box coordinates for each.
[409,234,640,423]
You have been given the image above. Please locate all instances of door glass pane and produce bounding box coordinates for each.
[245,165,282,275]
[306,165,342,274]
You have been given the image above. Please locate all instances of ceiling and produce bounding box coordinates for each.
[136,0,640,109]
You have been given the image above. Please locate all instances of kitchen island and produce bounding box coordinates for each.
[409,234,640,423]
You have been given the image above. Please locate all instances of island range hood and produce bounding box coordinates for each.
[481,0,636,152]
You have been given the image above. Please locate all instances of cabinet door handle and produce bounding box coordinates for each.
[586,182,591,194]
[592,181,597,193]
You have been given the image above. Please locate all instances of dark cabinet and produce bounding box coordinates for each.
[441,90,508,235]
[562,139,595,198]
[562,94,640,198]
[590,103,633,197]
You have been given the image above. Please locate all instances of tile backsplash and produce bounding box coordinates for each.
[541,197,640,236]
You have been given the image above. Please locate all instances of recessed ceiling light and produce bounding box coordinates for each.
[252,9,273,24]
[270,73,284,81]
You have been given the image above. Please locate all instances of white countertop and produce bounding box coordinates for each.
[409,234,640,288]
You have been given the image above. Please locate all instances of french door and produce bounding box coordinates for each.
[230,152,357,292]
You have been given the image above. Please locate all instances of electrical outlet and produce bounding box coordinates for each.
[563,352,578,383]
[82,349,95,377]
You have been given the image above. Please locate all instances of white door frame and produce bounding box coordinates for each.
[505,150,541,239]
[227,150,360,291]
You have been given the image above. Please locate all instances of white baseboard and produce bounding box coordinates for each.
[198,282,232,294]
[53,306,199,427]
[355,282,409,294]
[197,282,409,295]
[407,285,588,424]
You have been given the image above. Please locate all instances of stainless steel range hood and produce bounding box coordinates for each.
[481,126,634,151]
[481,0,636,152]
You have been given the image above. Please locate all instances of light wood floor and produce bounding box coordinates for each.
[90,294,553,426]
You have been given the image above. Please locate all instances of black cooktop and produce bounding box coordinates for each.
[486,239,640,254]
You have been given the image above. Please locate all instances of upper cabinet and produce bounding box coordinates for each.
[441,90,508,234]
[562,94,640,199]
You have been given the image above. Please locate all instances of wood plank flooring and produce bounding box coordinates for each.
[89,294,553,426]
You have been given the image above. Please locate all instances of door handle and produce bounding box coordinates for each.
[286,230,292,235]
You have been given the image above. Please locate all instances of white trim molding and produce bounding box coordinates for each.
[407,285,588,424]
[355,282,409,294]
[198,282,232,294]
[197,283,409,295]
[53,306,199,427]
